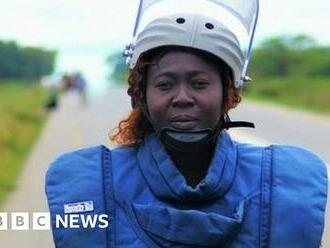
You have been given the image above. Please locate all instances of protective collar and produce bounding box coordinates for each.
[159,120,254,153]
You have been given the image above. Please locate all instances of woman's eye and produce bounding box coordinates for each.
[191,80,209,89]
[156,81,173,90]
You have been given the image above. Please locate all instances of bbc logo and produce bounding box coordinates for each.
[0,212,50,230]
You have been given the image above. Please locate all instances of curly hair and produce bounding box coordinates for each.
[110,46,241,146]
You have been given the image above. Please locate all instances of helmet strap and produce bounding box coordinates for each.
[137,103,254,153]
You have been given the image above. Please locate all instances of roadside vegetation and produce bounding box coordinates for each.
[244,35,330,114]
[0,39,56,207]
[243,77,330,114]
[0,81,49,206]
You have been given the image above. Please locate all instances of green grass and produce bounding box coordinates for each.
[0,80,48,207]
[243,77,330,115]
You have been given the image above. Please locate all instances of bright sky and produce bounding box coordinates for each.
[0,0,329,92]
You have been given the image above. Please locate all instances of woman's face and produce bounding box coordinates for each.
[146,51,223,131]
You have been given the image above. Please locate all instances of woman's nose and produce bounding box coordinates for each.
[172,85,194,107]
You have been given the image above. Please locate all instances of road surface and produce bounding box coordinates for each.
[0,87,329,247]
[229,101,330,164]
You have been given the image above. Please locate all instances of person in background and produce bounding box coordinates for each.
[73,72,88,105]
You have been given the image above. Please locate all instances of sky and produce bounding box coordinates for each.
[0,0,329,93]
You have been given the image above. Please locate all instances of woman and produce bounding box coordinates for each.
[46,13,328,248]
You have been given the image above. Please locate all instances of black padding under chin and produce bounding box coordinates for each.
[160,127,214,153]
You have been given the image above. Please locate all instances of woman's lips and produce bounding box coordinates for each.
[170,120,198,130]
[169,115,198,130]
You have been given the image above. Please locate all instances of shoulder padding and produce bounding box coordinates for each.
[45,145,110,247]
[269,145,328,247]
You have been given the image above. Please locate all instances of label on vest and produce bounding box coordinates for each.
[64,201,94,214]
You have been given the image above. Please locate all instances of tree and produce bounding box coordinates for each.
[248,34,330,78]
[0,40,57,81]
[107,51,128,83]
[250,37,291,77]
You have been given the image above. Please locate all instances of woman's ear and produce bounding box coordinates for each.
[226,86,242,111]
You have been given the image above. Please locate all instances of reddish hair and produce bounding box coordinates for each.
[110,46,241,146]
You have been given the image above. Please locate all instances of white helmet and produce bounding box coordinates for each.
[124,0,260,88]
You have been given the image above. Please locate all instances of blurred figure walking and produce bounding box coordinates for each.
[73,72,88,106]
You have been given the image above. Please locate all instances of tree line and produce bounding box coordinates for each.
[108,34,330,82]
[249,35,330,78]
[0,40,56,81]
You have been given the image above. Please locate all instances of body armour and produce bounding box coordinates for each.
[46,132,328,247]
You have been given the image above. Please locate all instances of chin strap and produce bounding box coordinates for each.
[224,121,255,129]
[137,105,255,153]
[137,103,255,140]
[222,113,255,130]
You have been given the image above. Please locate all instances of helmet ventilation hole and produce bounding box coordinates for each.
[176,18,185,24]
[205,23,214,29]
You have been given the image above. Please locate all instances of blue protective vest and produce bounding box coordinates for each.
[46,132,328,247]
